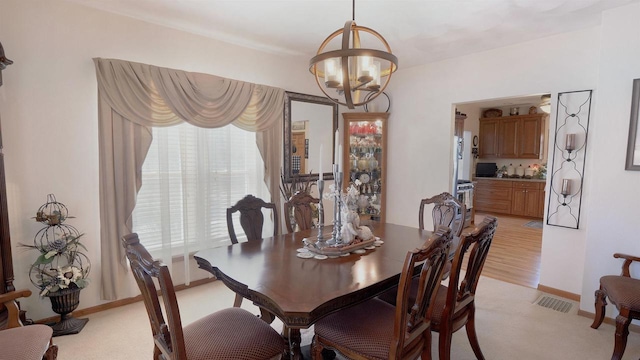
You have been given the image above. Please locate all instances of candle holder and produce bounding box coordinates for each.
[315,178,326,248]
[330,164,344,246]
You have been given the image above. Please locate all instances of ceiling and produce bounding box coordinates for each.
[67,0,637,69]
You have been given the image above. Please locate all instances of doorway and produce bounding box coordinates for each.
[453,95,549,289]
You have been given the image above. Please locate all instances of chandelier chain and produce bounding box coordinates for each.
[352,0,355,21]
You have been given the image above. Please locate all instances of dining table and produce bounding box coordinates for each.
[194,222,445,360]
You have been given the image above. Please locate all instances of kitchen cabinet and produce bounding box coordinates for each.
[511,181,543,217]
[342,112,388,224]
[478,119,500,158]
[478,114,545,159]
[474,178,545,218]
[474,179,512,214]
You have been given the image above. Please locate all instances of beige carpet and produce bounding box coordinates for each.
[53,276,640,359]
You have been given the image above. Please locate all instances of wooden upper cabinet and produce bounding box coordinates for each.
[519,115,543,158]
[455,113,467,138]
[499,118,519,158]
[478,119,500,158]
[479,114,544,159]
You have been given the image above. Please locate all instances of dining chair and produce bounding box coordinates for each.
[310,226,453,360]
[418,192,465,237]
[122,233,286,360]
[0,289,58,360]
[430,215,498,360]
[377,192,467,307]
[227,194,279,307]
[419,192,466,280]
[284,191,322,233]
[591,253,640,360]
[227,194,279,244]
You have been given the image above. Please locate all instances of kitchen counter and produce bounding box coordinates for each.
[473,177,546,183]
[474,177,546,218]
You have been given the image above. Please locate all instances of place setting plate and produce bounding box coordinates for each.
[296,252,314,259]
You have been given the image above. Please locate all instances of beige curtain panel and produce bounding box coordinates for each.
[94,58,284,300]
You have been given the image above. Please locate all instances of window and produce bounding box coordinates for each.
[132,122,271,257]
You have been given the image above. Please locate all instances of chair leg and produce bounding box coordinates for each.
[421,330,432,360]
[310,335,324,360]
[43,340,58,360]
[465,306,486,360]
[612,308,632,360]
[438,326,454,360]
[233,293,243,307]
[591,288,607,329]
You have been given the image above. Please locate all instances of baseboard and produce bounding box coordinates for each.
[36,277,217,325]
[537,284,580,302]
[578,309,640,334]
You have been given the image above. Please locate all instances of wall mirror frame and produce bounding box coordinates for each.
[283,91,338,182]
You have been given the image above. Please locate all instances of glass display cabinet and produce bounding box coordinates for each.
[342,112,388,224]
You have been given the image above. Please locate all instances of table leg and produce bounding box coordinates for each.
[282,326,302,360]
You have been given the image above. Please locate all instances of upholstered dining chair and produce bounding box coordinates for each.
[419,192,466,237]
[122,233,286,360]
[430,215,497,360]
[284,192,322,233]
[310,226,453,360]
[226,194,279,307]
[591,253,640,360]
[0,289,58,360]
[227,194,279,244]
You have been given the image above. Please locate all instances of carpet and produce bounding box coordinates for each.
[53,276,640,360]
[523,220,543,228]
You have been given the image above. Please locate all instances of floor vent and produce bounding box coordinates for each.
[533,295,575,313]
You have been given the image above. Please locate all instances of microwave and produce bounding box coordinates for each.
[476,162,497,177]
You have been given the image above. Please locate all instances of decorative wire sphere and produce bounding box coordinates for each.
[33,223,80,253]
[309,20,398,109]
[35,193,70,226]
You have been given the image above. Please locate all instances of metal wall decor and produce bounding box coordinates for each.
[625,78,640,170]
[546,90,592,229]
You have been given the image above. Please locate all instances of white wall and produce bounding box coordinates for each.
[0,0,316,320]
[387,26,602,296]
[579,3,640,311]
[388,2,640,311]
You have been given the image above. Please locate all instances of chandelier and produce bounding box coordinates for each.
[309,0,398,109]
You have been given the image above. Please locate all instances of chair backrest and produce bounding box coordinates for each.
[284,192,322,233]
[122,233,186,360]
[226,195,279,244]
[390,226,453,359]
[445,216,497,319]
[418,192,466,237]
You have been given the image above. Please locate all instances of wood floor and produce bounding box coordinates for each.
[463,212,542,289]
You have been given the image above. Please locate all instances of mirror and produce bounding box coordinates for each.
[283,91,338,182]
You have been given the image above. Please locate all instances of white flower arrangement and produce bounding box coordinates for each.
[325,179,362,211]
[21,232,90,297]
[40,265,89,296]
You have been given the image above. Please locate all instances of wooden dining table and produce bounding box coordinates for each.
[194,222,441,359]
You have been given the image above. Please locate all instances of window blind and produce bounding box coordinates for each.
[132,122,271,260]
